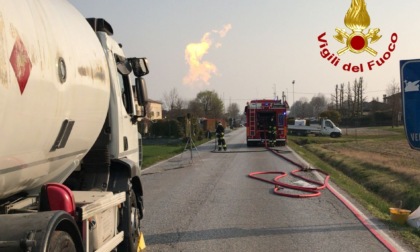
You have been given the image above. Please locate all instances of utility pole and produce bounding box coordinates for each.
[273,84,277,100]
[292,80,295,106]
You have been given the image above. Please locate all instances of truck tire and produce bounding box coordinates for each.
[276,141,286,146]
[118,187,141,252]
[330,132,339,138]
[47,231,77,252]
[247,140,251,147]
[247,140,257,147]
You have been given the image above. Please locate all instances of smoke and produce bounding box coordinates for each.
[183,24,232,87]
[215,24,232,38]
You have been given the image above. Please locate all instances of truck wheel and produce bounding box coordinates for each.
[47,231,76,252]
[277,141,286,146]
[247,140,251,147]
[119,188,141,252]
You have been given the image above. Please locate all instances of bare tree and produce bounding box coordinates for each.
[227,102,240,127]
[310,94,328,117]
[163,87,182,111]
[351,77,366,117]
[292,97,311,118]
[339,83,344,111]
[227,103,240,119]
[331,78,366,123]
[346,81,352,118]
[353,79,358,116]
[335,84,339,110]
[358,77,366,116]
[175,98,186,111]
[162,87,187,119]
[386,80,401,127]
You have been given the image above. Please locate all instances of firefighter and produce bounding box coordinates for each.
[216,121,227,151]
[268,116,276,147]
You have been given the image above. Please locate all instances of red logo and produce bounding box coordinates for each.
[317,0,397,72]
[9,36,32,94]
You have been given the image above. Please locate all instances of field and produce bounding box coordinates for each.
[287,126,420,250]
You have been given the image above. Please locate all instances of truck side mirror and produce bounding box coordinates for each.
[129,57,149,77]
[130,77,148,122]
[116,56,132,75]
[135,77,148,106]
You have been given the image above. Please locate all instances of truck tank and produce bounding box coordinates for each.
[0,0,110,199]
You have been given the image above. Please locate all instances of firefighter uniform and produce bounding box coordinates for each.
[268,117,276,147]
[216,122,227,151]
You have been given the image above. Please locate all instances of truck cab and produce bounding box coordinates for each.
[63,18,150,251]
[288,118,342,138]
[318,118,342,137]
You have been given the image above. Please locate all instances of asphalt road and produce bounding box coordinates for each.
[140,128,411,252]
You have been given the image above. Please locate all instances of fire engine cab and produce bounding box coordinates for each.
[244,99,288,147]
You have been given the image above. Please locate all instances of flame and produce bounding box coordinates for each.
[214,24,232,38]
[344,0,370,32]
[183,24,232,86]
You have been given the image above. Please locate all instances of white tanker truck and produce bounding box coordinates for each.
[0,1,149,251]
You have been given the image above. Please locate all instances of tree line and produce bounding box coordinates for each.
[162,88,240,121]
[140,88,241,139]
[141,76,401,139]
[289,77,401,127]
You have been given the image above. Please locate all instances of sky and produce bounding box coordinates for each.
[68,0,420,112]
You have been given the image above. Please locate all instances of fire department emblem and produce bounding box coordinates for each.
[334,0,381,56]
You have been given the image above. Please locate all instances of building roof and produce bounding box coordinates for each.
[147,99,163,104]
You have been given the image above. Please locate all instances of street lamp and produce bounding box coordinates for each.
[292,80,295,106]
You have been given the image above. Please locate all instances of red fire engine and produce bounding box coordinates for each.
[244,99,288,147]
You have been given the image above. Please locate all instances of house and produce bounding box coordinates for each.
[147,99,163,121]
[200,118,227,132]
[139,99,163,136]
[383,93,402,109]
[360,93,402,126]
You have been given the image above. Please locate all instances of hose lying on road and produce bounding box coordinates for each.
[211,149,268,153]
[248,148,330,198]
[249,146,398,252]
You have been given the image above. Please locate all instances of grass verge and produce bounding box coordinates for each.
[141,138,211,168]
[142,144,184,168]
[287,128,420,251]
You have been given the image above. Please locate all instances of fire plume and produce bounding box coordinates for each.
[183,24,232,87]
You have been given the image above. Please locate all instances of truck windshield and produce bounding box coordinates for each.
[325,121,333,128]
